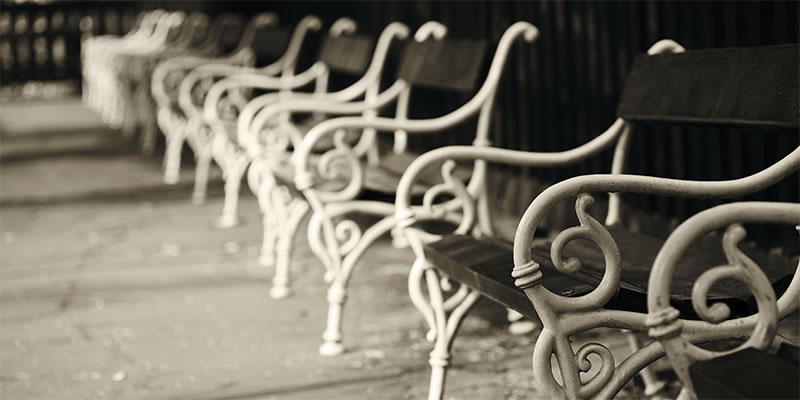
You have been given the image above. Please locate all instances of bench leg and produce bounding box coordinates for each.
[423,267,480,400]
[216,153,249,229]
[270,195,309,299]
[192,143,213,205]
[163,132,185,185]
[307,206,399,356]
[253,167,278,268]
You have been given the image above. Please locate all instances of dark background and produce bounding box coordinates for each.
[2,0,798,248]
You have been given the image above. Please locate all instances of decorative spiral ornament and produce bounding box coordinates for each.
[546,194,621,312]
[690,224,778,347]
[334,219,362,256]
[575,342,616,398]
[313,139,364,202]
[421,160,476,235]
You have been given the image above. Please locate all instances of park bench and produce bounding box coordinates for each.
[82,9,181,128]
[199,17,401,230]
[104,11,209,148]
[240,21,537,352]
[151,11,294,189]
[392,42,799,399]
[127,11,248,154]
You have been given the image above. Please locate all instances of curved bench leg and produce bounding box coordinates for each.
[311,209,399,356]
[255,172,278,268]
[216,153,249,229]
[163,133,185,185]
[271,196,309,299]
[191,142,213,205]
[423,267,481,400]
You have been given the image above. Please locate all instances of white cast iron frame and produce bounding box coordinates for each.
[82,9,160,115]
[109,11,209,150]
[171,15,322,218]
[251,22,540,358]
[151,12,280,173]
[394,127,800,400]
[395,39,800,399]
[646,202,800,399]
[236,21,410,297]
[127,11,238,154]
[387,38,681,400]
[199,16,388,230]
[82,10,182,128]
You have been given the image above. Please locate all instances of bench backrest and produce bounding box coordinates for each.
[216,15,247,53]
[617,44,799,128]
[397,38,488,92]
[318,33,377,76]
[250,26,293,60]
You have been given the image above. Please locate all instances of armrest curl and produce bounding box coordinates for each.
[202,62,327,123]
[242,80,408,155]
[512,145,800,267]
[394,118,628,220]
[646,202,800,396]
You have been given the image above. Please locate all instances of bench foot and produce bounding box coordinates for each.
[319,340,345,356]
[269,285,292,299]
[214,214,240,229]
[319,285,347,356]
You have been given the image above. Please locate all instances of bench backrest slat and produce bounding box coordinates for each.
[397,38,488,92]
[318,34,376,75]
[251,27,293,59]
[218,20,245,52]
[617,44,799,128]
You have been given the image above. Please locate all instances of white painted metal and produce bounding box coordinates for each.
[394,38,799,399]
[280,22,539,360]
[647,202,800,399]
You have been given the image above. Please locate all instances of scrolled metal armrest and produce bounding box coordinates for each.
[394,118,628,223]
[153,55,225,107]
[293,21,540,192]
[645,202,800,396]
[242,80,408,155]
[202,62,327,123]
[177,63,262,118]
[512,145,800,270]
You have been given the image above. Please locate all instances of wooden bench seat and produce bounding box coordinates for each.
[425,231,796,323]
[689,343,800,399]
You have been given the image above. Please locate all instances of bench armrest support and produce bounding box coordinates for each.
[646,202,800,397]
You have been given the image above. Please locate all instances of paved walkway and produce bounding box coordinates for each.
[0,99,663,399]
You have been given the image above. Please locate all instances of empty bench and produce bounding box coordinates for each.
[394,42,799,399]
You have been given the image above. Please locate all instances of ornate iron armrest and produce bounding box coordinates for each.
[240,81,408,156]
[238,22,411,154]
[645,202,800,398]
[199,62,327,122]
[393,118,629,229]
[509,145,800,311]
[152,55,249,108]
[292,22,539,184]
[177,63,263,118]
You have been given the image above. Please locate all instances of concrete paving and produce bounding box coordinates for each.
[0,98,666,399]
